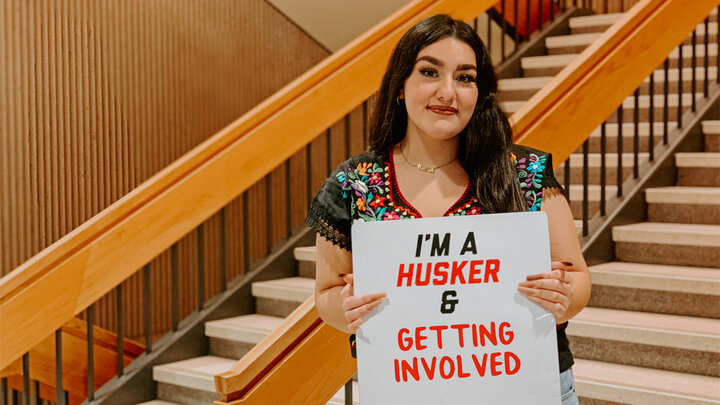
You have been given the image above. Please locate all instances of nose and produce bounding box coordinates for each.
[435,77,455,103]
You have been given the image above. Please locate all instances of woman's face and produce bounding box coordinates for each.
[402,37,478,142]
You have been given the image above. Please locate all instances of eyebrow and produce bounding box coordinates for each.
[416,55,477,71]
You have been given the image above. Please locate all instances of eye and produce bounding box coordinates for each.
[419,67,439,78]
[457,74,476,83]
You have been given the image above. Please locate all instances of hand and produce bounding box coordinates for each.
[340,274,387,332]
[517,261,574,324]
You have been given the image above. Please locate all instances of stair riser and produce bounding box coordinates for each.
[525,56,718,77]
[299,260,316,278]
[648,203,720,225]
[589,285,720,319]
[498,88,543,102]
[678,167,720,187]
[570,16,719,35]
[569,337,719,377]
[705,133,720,152]
[209,337,255,360]
[615,242,720,268]
[158,383,219,405]
[569,200,605,220]
[256,297,304,318]
[573,136,657,154]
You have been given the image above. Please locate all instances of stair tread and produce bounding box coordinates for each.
[135,401,180,405]
[546,32,602,48]
[703,120,720,135]
[646,186,720,205]
[205,314,283,343]
[294,246,316,261]
[612,222,720,247]
[502,92,703,114]
[497,76,553,91]
[252,276,314,302]
[153,355,236,392]
[568,13,623,29]
[591,261,720,295]
[570,307,720,351]
[573,359,720,402]
[676,152,720,168]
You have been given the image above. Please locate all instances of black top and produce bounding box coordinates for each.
[306,144,573,373]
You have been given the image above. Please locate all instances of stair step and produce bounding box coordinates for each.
[497,76,553,101]
[568,307,720,376]
[295,246,317,277]
[705,120,720,152]
[522,43,718,77]
[555,153,650,186]
[589,262,720,318]
[677,152,720,187]
[554,22,717,54]
[573,358,720,404]
[647,186,720,225]
[252,277,314,317]
[206,314,282,359]
[136,401,180,405]
[613,222,720,268]
[154,356,235,404]
[569,9,718,34]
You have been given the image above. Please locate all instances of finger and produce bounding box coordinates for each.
[342,274,354,285]
[526,269,568,281]
[344,299,383,323]
[551,261,572,270]
[525,295,567,321]
[348,317,363,332]
[519,278,570,294]
[517,286,570,306]
[342,293,386,311]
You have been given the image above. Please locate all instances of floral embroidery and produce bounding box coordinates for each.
[515,153,547,211]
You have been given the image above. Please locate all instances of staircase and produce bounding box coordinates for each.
[138,10,720,405]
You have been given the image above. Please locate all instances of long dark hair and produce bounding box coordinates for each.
[368,14,527,213]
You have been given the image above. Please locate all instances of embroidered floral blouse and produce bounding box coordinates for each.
[306,144,562,252]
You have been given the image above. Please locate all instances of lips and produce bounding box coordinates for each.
[427,105,457,115]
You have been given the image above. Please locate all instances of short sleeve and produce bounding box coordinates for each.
[512,145,566,211]
[305,165,352,251]
[540,153,564,194]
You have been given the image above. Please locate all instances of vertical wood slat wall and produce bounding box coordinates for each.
[0,0,331,339]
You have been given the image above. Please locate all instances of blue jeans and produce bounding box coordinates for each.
[560,368,579,405]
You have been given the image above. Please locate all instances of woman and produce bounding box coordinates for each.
[306,14,590,404]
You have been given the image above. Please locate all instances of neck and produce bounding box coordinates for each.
[398,128,459,168]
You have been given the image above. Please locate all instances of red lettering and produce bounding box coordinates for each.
[415,327,427,350]
[485,259,500,283]
[401,358,420,382]
[456,355,471,378]
[432,262,449,285]
[394,359,400,382]
[397,263,413,287]
[428,325,448,349]
[420,357,437,380]
[472,353,488,376]
[398,328,412,351]
[499,322,514,345]
[439,356,455,379]
[468,260,484,283]
[505,351,521,375]
[490,352,502,376]
[450,324,470,348]
[478,322,497,346]
[450,261,468,284]
[415,263,431,286]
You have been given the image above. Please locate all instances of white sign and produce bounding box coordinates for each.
[352,212,560,405]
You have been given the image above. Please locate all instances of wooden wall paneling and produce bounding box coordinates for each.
[289,147,310,233]
[329,117,348,172]
[268,165,288,249]
[347,106,365,157]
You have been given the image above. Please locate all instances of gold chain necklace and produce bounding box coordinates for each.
[400,146,457,174]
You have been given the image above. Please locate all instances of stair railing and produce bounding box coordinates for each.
[213,0,719,404]
[0,0,569,402]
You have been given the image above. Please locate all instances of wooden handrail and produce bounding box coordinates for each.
[0,0,499,371]
[511,0,718,164]
[214,0,718,403]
